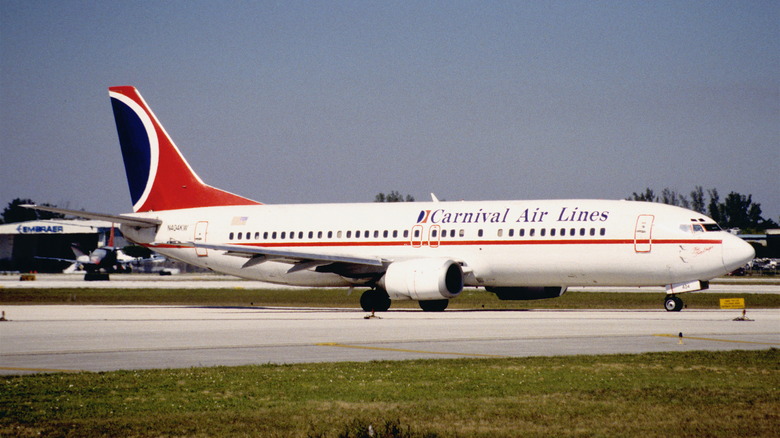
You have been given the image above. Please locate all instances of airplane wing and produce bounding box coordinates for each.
[21,205,161,228]
[190,242,386,273]
[34,256,77,263]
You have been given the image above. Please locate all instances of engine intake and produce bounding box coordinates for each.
[486,286,567,301]
[380,258,464,301]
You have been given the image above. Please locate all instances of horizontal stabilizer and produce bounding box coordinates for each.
[21,205,161,228]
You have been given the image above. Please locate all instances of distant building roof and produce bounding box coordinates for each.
[0,219,116,235]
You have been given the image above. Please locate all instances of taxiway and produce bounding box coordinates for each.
[1,305,777,375]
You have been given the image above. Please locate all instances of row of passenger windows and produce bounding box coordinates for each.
[228,227,607,241]
[492,227,607,237]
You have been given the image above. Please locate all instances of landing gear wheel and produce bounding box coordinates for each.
[419,299,449,312]
[360,289,391,312]
[664,296,683,312]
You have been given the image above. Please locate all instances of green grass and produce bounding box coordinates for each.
[2,287,779,309]
[1,350,778,437]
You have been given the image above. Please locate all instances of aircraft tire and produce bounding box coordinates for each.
[84,273,110,281]
[419,299,449,312]
[664,296,683,312]
[360,289,391,312]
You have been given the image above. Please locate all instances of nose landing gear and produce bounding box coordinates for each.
[664,295,684,312]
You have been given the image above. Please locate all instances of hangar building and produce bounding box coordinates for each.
[0,219,126,273]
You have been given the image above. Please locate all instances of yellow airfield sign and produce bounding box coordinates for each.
[719,298,745,309]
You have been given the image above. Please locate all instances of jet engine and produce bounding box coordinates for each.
[486,286,567,301]
[379,258,464,301]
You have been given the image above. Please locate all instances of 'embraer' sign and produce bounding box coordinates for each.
[16,225,64,234]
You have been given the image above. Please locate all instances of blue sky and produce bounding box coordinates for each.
[1,1,778,220]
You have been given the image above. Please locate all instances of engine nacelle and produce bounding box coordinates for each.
[486,286,567,301]
[379,258,464,301]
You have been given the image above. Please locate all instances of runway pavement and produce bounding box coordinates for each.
[2,273,780,293]
[1,305,778,375]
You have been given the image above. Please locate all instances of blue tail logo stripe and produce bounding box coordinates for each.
[109,91,159,212]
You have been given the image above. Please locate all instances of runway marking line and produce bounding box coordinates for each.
[0,366,82,373]
[653,334,780,346]
[317,342,508,358]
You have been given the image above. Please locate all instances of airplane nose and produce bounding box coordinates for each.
[722,234,755,273]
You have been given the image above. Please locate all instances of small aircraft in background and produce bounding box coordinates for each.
[38,227,162,274]
[59,244,139,273]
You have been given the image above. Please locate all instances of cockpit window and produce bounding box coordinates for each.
[692,224,704,233]
[703,223,721,232]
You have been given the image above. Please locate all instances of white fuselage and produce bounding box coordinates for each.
[121,199,753,289]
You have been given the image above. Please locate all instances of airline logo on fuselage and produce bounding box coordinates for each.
[417,206,609,224]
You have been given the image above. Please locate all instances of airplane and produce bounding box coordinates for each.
[42,244,131,274]
[34,226,148,274]
[25,86,755,311]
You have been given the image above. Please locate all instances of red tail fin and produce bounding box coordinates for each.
[109,86,261,212]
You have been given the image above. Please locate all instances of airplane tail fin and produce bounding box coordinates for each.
[108,86,261,212]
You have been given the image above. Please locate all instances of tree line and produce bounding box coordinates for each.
[0,198,64,224]
[629,187,778,232]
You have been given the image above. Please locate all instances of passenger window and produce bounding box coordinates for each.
[414,229,420,238]
[327,231,333,238]
[540,228,546,237]
[550,228,556,237]
[373,230,379,238]
[393,230,398,238]
[298,231,304,239]
[317,231,323,238]
[459,229,465,237]
[347,230,352,238]
[404,230,409,238]
[383,230,388,238]
[560,228,566,236]
[579,228,585,236]
[497,229,503,237]
[590,228,595,236]
[519,229,525,237]
[337,231,342,238]
[478,229,484,237]
[308,231,313,239]
[229,232,234,240]
[508,229,514,237]
[600,228,606,236]
[529,229,535,237]
[432,229,438,237]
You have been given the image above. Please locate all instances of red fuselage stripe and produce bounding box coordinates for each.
[149,239,722,250]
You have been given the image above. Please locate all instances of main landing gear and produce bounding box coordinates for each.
[360,289,391,312]
[359,289,450,312]
[664,295,684,312]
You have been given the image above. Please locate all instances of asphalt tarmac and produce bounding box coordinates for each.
[2,273,780,293]
[1,304,778,375]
